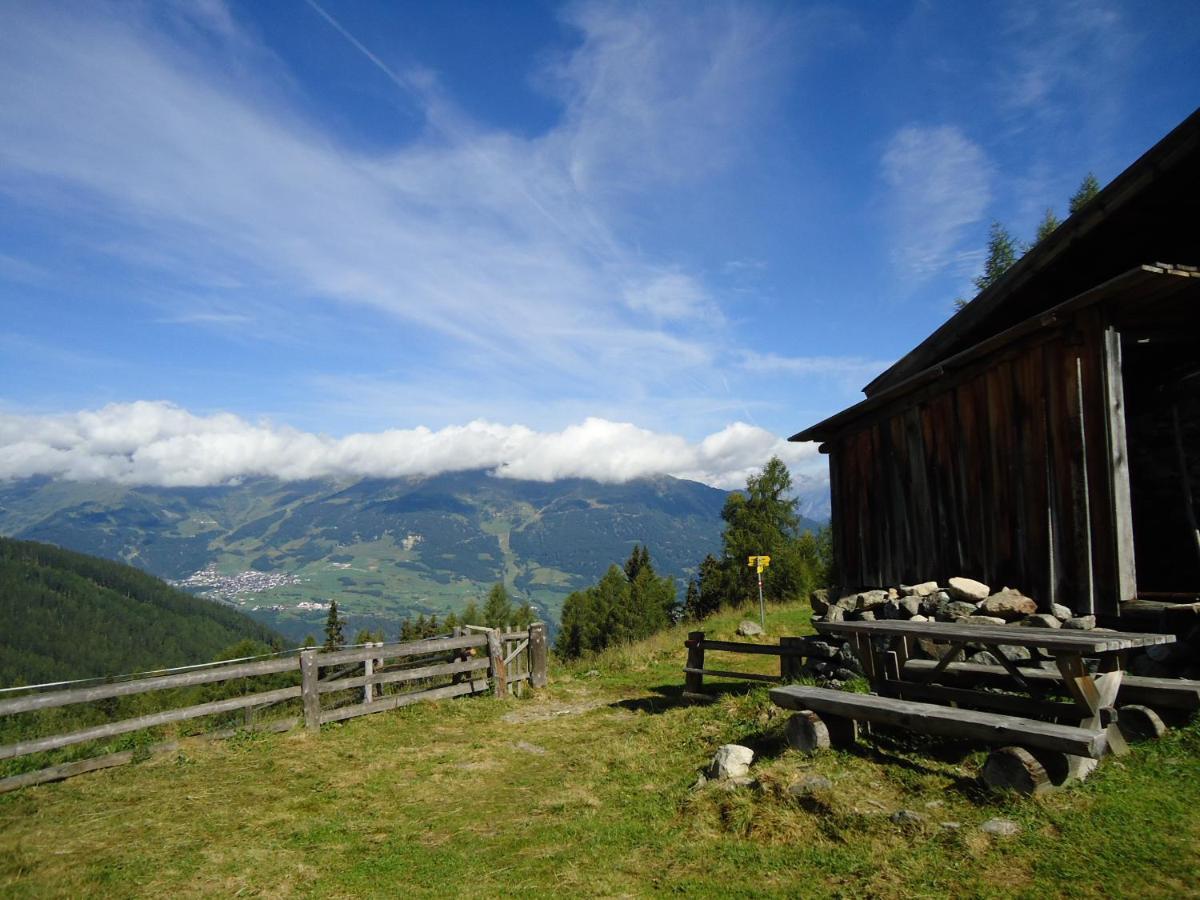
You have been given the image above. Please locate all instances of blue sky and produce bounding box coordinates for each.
[0,0,1197,494]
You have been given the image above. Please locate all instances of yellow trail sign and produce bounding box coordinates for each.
[747,555,770,574]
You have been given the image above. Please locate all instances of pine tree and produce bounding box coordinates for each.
[462,599,482,626]
[973,221,1019,292]
[302,634,317,648]
[482,583,513,628]
[514,602,535,629]
[1034,207,1061,243]
[415,613,428,637]
[444,611,459,632]
[427,614,440,637]
[623,545,650,582]
[399,617,415,642]
[1069,173,1100,215]
[322,600,345,651]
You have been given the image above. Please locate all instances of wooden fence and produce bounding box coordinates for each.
[0,623,548,793]
[683,630,807,699]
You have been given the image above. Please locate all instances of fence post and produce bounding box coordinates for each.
[779,636,803,682]
[487,628,507,698]
[684,631,705,697]
[363,646,375,705]
[300,649,321,732]
[529,622,548,688]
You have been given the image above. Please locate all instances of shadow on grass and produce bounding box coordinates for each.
[609,680,763,715]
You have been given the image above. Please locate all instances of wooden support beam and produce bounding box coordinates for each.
[300,649,320,733]
[685,631,706,695]
[486,629,507,699]
[529,622,549,689]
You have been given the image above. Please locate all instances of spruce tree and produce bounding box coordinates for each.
[462,599,482,626]
[1069,173,1100,214]
[973,221,1019,292]
[1034,207,1061,243]
[483,583,513,628]
[322,600,346,651]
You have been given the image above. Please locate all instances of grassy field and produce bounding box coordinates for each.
[2,601,1199,898]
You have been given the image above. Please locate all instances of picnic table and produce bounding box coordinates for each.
[813,618,1174,742]
[769,618,1181,792]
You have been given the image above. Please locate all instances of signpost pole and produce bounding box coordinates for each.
[757,570,765,629]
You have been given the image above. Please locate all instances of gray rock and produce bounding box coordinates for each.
[788,774,833,797]
[899,597,922,618]
[809,589,830,615]
[737,620,765,637]
[908,614,929,623]
[691,773,707,791]
[980,588,1038,620]
[940,821,963,831]
[939,600,979,620]
[980,818,1021,837]
[823,605,845,623]
[934,590,951,603]
[1064,615,1097,631]
[947,577,991,603]
[969,651,1000,665]
[890,809,925,826]
[722,775,757,790]
[852,610,877,622]
[708,744,754,780]
[966,614,1009,626]
[997,644,1032,661]
[856,589,890,611]
[834,593,860,612]
[833,667,859,682]
[804,640,839,659]
[901,581,940,598]
[1020,614,1061,629]
[1051,603,1073,620]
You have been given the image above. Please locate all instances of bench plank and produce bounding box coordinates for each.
[814,620,1174,654]
[769,685,1108,758]
[902,659,1200,711]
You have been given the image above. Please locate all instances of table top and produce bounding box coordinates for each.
[813,618,1175,654]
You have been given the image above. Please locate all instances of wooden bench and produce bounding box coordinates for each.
[769,685,1109,758]
[901,659,1200,712]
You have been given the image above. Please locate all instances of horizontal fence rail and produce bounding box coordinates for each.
[0,623,548,793]
[683,632,809,696]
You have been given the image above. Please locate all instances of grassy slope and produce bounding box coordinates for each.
[1,600,1198,898]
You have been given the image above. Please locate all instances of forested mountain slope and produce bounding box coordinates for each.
[0,537,281,687]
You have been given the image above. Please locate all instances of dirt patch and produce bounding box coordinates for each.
[501,698,607,724]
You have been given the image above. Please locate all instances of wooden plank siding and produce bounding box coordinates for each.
[828,310,1132,615]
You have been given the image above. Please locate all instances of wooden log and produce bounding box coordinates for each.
[529,622,548,689]
[318,680,482,725]
[0,655,300,717]
[682,668,780,684]
[0,685,301,761]
[684,631,705,695]
[300,649,321,733]
[487,629,507,699]
[785,710,830,754]
[0,716,299,795]
[1116,704,1167,742]
[769,685,1108,758]
[316,657,490,694]
[981,746,1052,796]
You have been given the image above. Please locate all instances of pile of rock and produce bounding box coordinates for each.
[796,576,1200,686]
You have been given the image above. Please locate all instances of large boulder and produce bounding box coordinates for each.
[1063,615,1097,631]
[708,745,754,780]
[947,577,991,603]
[979,588,1037,620]
[809,589,830,615]
[898,597,922,618]
[1020,614,1061,629]
[737,620,765,637]
[856,589,890,611]
[901,581,940,598]
[938,599,979,621]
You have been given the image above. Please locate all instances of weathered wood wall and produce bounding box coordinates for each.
[828,309,1133,615]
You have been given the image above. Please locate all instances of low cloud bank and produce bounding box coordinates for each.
[0,402,822,491]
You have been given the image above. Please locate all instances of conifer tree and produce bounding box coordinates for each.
[427,614,440,637]
[444,611,459,631]
[483,583,513,628]
[1034,207,1061,242]
[1069,173,1100,214]
[415,613,428,637]
[462,599,482,626]
[322,600,346,651]
[514,602,535,629]
[973,221,1019,292]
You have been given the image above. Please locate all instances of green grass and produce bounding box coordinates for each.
[2,600,1199,898]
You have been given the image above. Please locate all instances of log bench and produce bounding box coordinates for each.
[901,659,1200,712]
[769,685,1109,758]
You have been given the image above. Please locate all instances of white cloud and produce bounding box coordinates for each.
[881,125,992,283]
[0,402,822,491]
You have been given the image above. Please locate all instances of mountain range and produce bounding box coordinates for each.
[0,471,826,642]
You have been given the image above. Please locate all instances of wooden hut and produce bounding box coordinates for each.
[791,109,1200,619]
